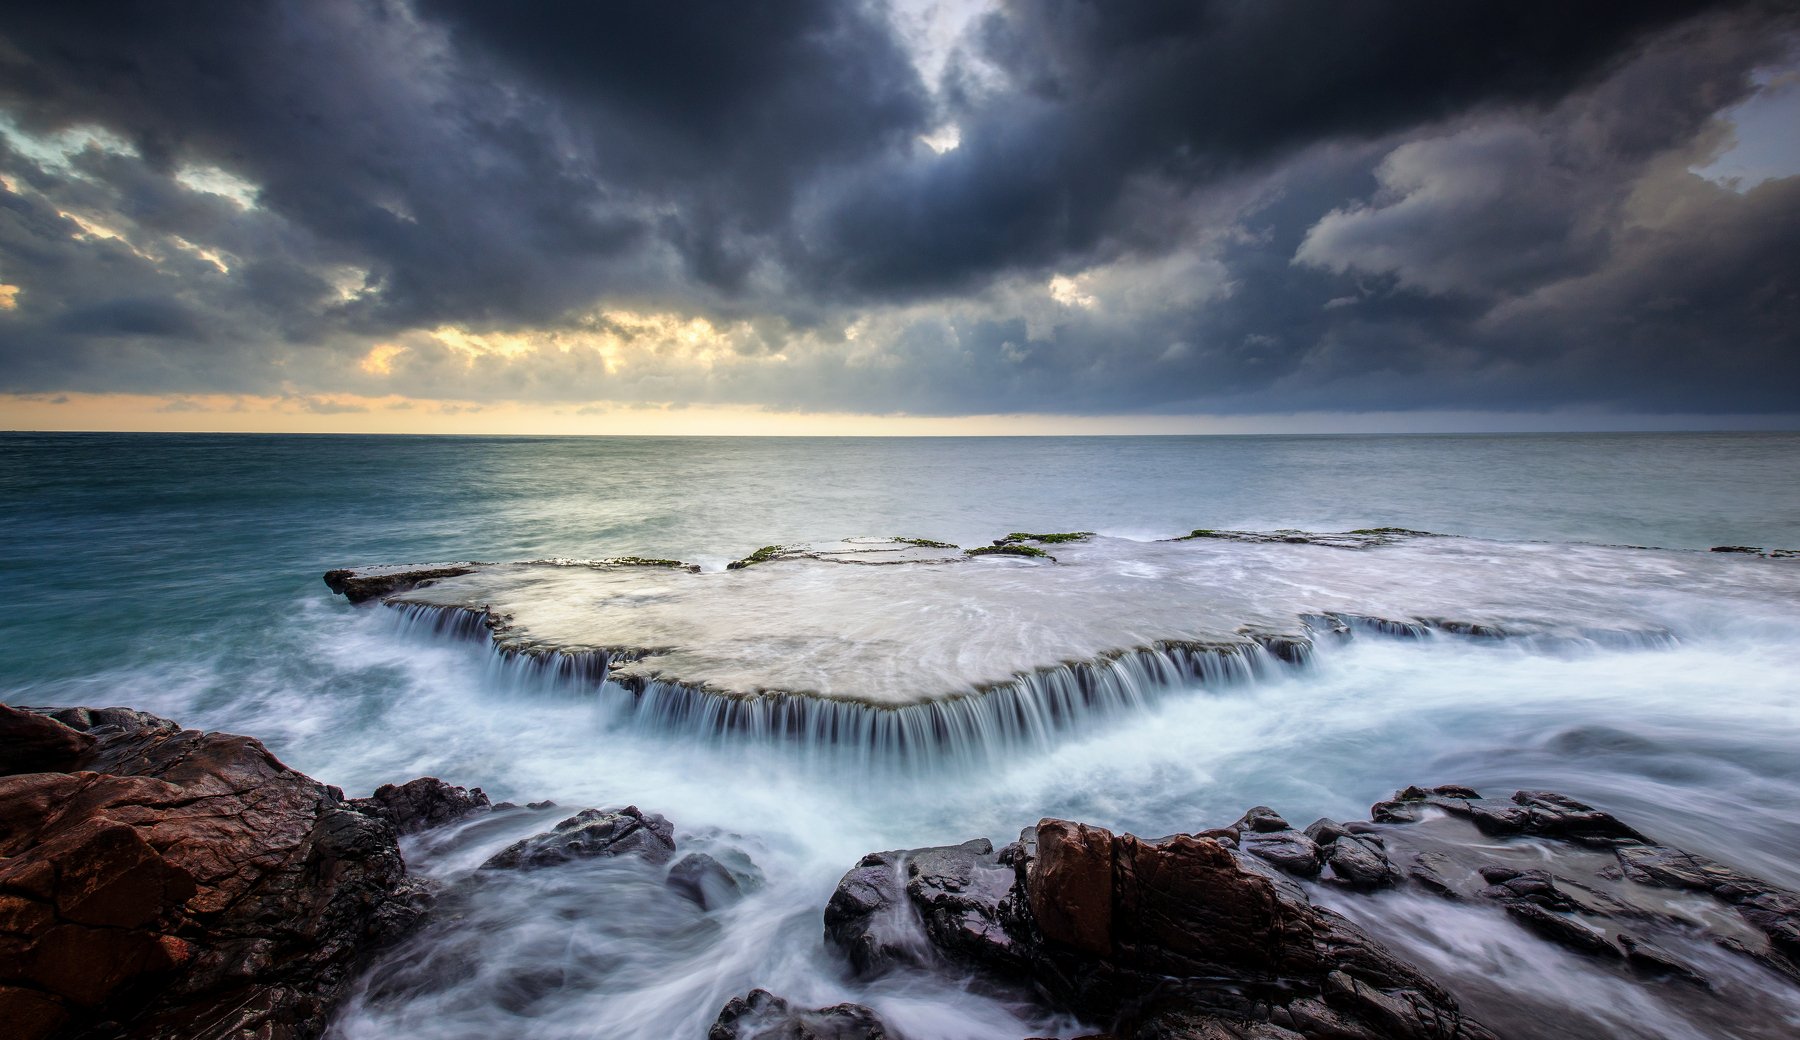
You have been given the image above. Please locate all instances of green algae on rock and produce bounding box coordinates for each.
[727,545,790,570]
[965,544,1055,560]
[994,531,1093,545]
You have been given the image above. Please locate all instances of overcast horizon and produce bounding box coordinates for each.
[3,1,1798,435]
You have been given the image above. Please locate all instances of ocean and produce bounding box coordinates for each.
[5,430,1800,1039]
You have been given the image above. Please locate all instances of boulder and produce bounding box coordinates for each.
[481,806,675,870]
[822,837,1019,977]
[1227,808,1323,879]
[825,818,1493,1039]
[668,852,748,911]
[707,989,891,1039]
[351,777,491,835]
[0,705,427,1040]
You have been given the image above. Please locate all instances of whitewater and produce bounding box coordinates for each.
[5,431,1799,1039]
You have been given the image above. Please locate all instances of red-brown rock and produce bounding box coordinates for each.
[0,706,425,1040]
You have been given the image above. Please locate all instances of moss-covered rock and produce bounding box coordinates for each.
[727,545,789,570]
[994,531,1093,546]
[965,544,1055,561]
[892,537,958,549]
[601,557,702,573]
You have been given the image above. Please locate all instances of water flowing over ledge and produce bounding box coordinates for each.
[388,598,1295,769]
[320,529,1799,766]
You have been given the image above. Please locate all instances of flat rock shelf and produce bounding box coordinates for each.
[325,531,1800,763]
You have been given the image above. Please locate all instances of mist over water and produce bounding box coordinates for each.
[4,431,1800,1038]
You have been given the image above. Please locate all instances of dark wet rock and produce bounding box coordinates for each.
[827,786,1800,1037]
[1370,799,1424,823]
[351,777,491,835]
[1335,613,1432,638]
[0,706,424,1040]
[1248,632,1313,665]
[1226,808,1323,879]
[1235,806,1290,833]
[1477,867,1583,912]
[1342,784,1800,1001]
[323,565,475,603]
[480,806,675,871]
[826,818,1493,1040]
[1404,851,1459,897]
[1320,833,1397,891]
[0,705,97,775]
[1619,934,1710,987]
[1238,830,1324,879]
[1420,618,1506,638]
[823,837,1020,977]
[668,852,747,911]
[708,988,891,1039]
[1171,528,1429,550]
[1709,545,1798,558]
[1502,902,1620,958]
[1303,818,1353,846]
[1610,845,1800,960]
[1385,785,1651,846]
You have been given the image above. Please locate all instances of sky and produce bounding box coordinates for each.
[1,0,1798,435]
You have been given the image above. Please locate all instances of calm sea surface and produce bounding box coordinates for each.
[4,431,1799,1040]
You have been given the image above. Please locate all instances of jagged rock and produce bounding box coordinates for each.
[0,705,97,775]
[1477,867,1582,911]
[823,837,1020,977]
[0,706,424,1040]
[825,818,1493,1039]
[1610,845,1800,960]
[351,777,491,835]
[1320,833,1397,891]
[322,566,475,603]
[708,988,891,1039]
[1389,786,1650,846]
[1338,784,1800,1007]
[481,806,675,870]
[1226,808,1323,879]
[1502,902,1620,958]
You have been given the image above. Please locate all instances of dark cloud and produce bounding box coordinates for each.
[799,0,1760,297]
[0,0,1796,419]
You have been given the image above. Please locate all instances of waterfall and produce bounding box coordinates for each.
[382,601,1676,771]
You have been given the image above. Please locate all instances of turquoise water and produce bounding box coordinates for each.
[5,430,1797,681]
[4,431,1799,1040]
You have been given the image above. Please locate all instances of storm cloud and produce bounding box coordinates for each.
[0,0,1796,421]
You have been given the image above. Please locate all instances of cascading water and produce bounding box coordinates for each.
[9,432,1800,1040]
[377,578,1693,777]
[388,599,1291,771]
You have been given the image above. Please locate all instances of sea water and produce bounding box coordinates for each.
[3,431,1799,1039]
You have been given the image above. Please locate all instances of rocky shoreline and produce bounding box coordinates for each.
[5,705,1797,1039]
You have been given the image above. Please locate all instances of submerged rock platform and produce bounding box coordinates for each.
[324,530,1799,759]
